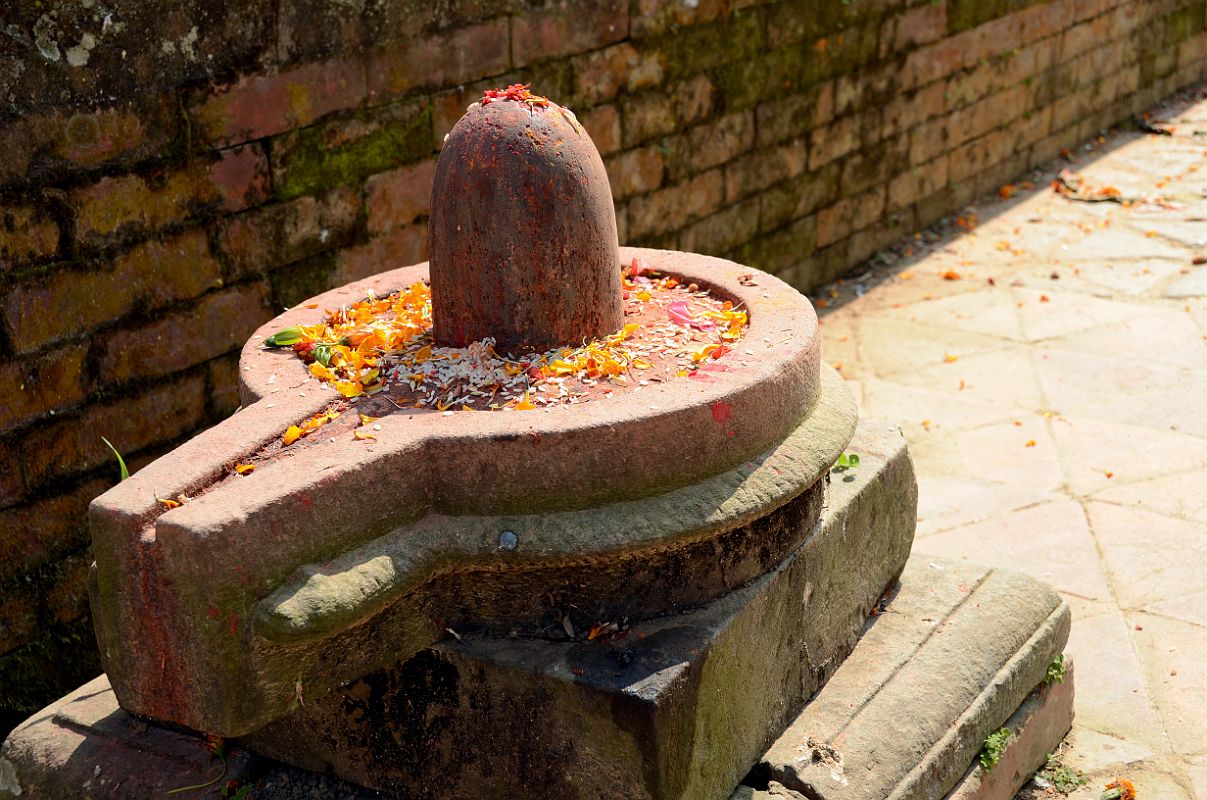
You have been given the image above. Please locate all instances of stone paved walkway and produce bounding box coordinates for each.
[815,85,1207,799]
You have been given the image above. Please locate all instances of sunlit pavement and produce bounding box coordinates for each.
[815,84,1207,799]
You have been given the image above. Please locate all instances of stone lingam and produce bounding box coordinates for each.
[1,86,1072,800]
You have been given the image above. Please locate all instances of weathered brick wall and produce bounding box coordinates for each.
[1,0,1205,733]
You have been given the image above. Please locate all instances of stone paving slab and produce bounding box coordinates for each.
[731,557,1070,800]
[814,84,1207,797]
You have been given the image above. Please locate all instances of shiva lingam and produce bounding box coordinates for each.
[86,86,890,799]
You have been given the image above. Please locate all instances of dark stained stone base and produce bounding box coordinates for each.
[0,543,1076,800]
[240,420,918,800]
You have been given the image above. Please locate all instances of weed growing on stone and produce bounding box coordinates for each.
[979,728,1012,773]
[1038,752,1087,794]
[1045,653,1068,684]
[832,452,860,481]
[101,436,129,481]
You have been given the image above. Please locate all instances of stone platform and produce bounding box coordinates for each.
[0,557,1070,800]
[0,421,1069,800]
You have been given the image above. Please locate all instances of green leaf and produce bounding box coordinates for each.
[848,453,860,467]
[265,326,305,347]
[101,437,129,481]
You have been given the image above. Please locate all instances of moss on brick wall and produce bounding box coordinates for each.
[1,0,1206,740]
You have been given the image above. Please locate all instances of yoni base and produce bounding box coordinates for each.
[240,421,916,799]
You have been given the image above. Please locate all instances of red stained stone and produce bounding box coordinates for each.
[428,93,623,351]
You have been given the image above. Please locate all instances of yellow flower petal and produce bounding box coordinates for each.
[283,425,302,446]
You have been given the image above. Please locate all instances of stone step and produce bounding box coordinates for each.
[733,556,1072,800]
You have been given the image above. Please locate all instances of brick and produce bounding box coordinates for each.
[615,203,629,245]
[891,3,949,52]
[367,19,510,102]
[909,115,951,165]
[1018,0,1074,45]
[758,161,840,233]
[0,98,176,186]
[1014,106,1052,149]
[3,229,223,354]
[816,186,885,248]
[756,81,834,147]
[1178,31,1207,66]
[123,230,226,307]
[840,137,908,195]
[0,346,89,432]
[606,146,666,200]
[665,111,754,181]
[631,0,736,37]
[366,159,437,235]
[833,65,894,118]
[947,85,1030,150]
[627,168,724,239]
[0,478,107,583]
[724,138,808,204]
[1004,38,1060,89]
[572,43,665,105]
[621,91,677,147]
[191,58,368,148]
[734,215,817,275]
[671,75,716,127]
[45,553,92,625]
[581,104,621,154]
[433,77,515,145]
[272,101,433,201]
[946,62,997,111]
[882,81,947,139]
[208,353,243,421]
[333,226,430,285]
[0,589,38,653]
[0,204,59,270]
[902,33,972,90]
[949,128,1017,183]
[22,374,209,489]
[660,12,764,80]
[679,198,759,256]
[514,0,628,67]
[889,155,950,209]
[220,187,361,278]
[809,113,863,170]
[98,283,272,385]
[965,14,1025,64]
[71,145,269,244]
[0,445,24,509]
[712,47,809,110]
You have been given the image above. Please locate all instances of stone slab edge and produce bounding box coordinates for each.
[945,658,1075,800]
[732,556,1072,800]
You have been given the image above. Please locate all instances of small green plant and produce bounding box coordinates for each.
[832,452,860,472]
[1038,753,1087,794]
[1045,654,1068,684]
[979,728,1012,773]
[100,436,129,481]
[220,782,253,799]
